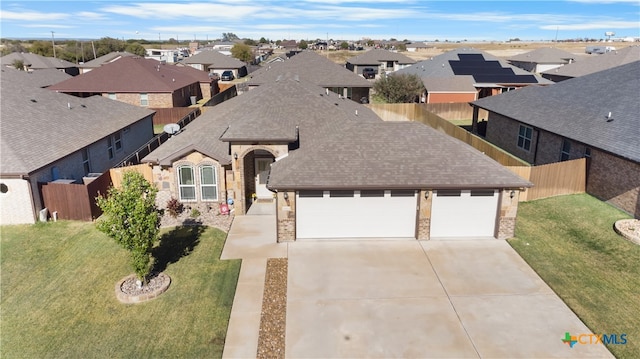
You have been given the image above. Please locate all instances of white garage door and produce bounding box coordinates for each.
[296,190,417,239]
[430,189,499,238]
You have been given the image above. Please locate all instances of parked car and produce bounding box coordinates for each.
[362,67,376,79]
[221,70,235,81]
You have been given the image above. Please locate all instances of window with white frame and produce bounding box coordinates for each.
[560,139,571,161]
[200,165,218,201]
[178,165,196,201]
[140,93,149,106]
[517,124,533,151]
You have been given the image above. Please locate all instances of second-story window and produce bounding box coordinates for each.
[140,93,149,106]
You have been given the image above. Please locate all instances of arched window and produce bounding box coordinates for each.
[200,165,218,201]
[177,165,196,201]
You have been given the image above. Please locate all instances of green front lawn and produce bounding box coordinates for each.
[510,194,639,358]
[1,221,240,358]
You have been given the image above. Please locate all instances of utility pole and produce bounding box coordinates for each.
[51,31,56,58]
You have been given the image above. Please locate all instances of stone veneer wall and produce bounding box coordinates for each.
[416,190,432,240]
[276,191,296,242]
[497,189,520,239]
[587,149,640,217]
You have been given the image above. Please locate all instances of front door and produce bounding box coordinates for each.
[255,158,273,199]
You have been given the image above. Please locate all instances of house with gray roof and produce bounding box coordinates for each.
[345,48,416,78]
[396,48,553,105]
[0,68,156,225]
[471,61,640,217]
[1,52,79,76]
[507,47,577,73]
[48,56,213,108]
[247,51,372,102]
[142,75,530,241]
[541,45,640,82]
[77,51,135,74]
[181,50,247,79]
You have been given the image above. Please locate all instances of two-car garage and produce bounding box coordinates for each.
[296,190,417,239]
[294,189,500,239]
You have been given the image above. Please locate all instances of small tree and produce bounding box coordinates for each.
[231,43,253,63]
[340,41,349,50]
[96,171,160,282]
[373,73,425,103]
[298,40,308,50]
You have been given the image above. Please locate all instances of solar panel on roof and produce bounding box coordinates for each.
[449,54,538,84]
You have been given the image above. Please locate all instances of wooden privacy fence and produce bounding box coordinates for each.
[40,170,112,221]
[110,164,153,188]
[507,158,586,201]
[367,103,529,167]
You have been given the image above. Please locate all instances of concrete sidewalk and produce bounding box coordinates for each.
[221,201,287,359]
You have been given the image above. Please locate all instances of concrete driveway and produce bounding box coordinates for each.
[286,240,613,358]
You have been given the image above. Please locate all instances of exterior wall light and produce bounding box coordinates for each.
[233,152,238,160]
[283,192,289,200]
[424,191,429,199]
[510,190,516,199]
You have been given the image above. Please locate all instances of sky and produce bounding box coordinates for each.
[1,0,639,42]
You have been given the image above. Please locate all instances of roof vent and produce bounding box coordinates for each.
[67,102,71,109]
[30,99,37,103]
[606,112,614,122]
[355,110,358,116]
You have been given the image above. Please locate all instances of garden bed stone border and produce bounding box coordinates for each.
[614,219,640,245]
[115,272,171,304]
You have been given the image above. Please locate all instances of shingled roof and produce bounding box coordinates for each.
[48,56,209,93]
[472,61,640,163]
[396,48,552,86]
[144,75,529,190]
[0,52,77,70]
[541,45,640,79]
[346,49,416,65]
[182,50,246,69]
[508,47,577,64]
[1,68,155,176]
[268,121,531,190]
[17,68,72,88]
[79,51,136,69]
[247,51,372,88]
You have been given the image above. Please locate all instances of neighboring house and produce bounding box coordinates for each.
[207,41,237,54]
[0,68,156,225]
[145,48,178,63]
[48,56,214,107]
[406,42,431,52]
[247,51,373,102]
[0,52,79,76]
[77,51,135,74]
[142,76,530,241]
[346,49,416,77]
[395,48,553,104]
[471,61,640,217]
[279,40,298,51]
[181,50,248,79]
[14,68,71,88]
[507,47,577,73]
[541,45,640,82]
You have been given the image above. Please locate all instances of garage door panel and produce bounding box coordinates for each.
[430,190,498,238]
[297,191,417,239]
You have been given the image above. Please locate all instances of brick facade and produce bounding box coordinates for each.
[497,189,520,239]
[151,151,230,212]
[416,190,432,240]
[276,191,296,242]
[587,149,640,217]
[103,85,199,108]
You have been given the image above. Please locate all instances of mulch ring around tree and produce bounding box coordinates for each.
[115,272,171,304]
